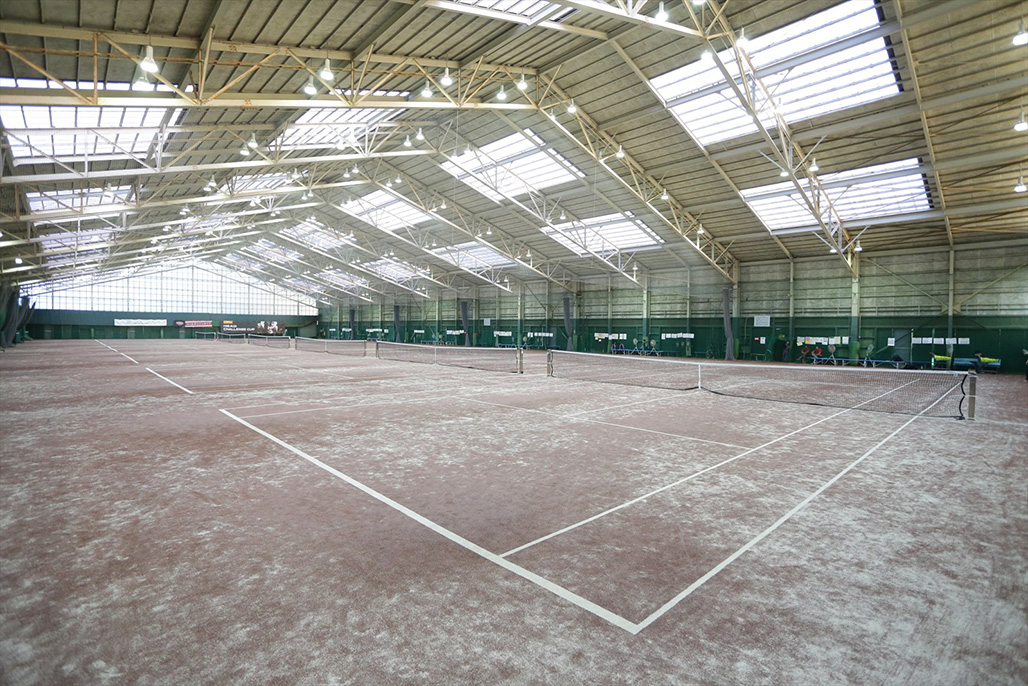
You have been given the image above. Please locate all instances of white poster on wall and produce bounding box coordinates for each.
[753,315,771,328]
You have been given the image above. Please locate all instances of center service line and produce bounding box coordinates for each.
[95,339,138,364]
[219,408,639,634]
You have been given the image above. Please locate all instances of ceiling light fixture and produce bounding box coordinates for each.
[403,135,412,147]
[14,257,23,265]
[497,85,507,100]
[700,49,713,62]
[440,68,453,87]
[656,2,669,21]
[516,74,528,91]
[240,145,250,156]
[247,134,258,149]
[320,59,333,80]
[809,158,820,173]
[829,246,838,254]
[421,81,433,98]
[1015,176,1027,193]
[416,127,425,141]
[693,0,706,5]
[567,100,577,114]
[737,29,751,50]
[134,71,151,89]
[140,45,159,73]
[1014,19,1028,46]
[779,168,789,177]
[660,188,670,201]
[1015,111,1028,132]
[854,241,863,253]
[615,145,625,159]
[395,175,402,184]
[303,77,317,95]
[697,224,705,235]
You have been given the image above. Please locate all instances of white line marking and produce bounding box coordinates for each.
[238,395,446,418]
[146,368,194,394]
[95,340,138,364]
[464,397,749,451]
[632,411,924,634]
[219,409,638,633]
[500,379,921,558]
[562,394,683,417]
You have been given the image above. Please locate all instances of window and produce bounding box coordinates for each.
[25,185,134,213]
[363,257,429,282]
[650,0,899,146]
[275,107,403,150]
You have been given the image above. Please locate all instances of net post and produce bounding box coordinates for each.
[546,350,553,377]
[374,340,380,359]
[966,372,976,420]
[517,347,524,374]
[697,363,702,390]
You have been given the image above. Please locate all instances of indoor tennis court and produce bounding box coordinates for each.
[2,338,1024,683]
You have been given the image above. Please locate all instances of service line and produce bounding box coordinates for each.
[220,409,639,634]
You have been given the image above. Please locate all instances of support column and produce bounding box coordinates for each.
[788,260,796,345]
[517,284,524,346]
[642,273,650,341]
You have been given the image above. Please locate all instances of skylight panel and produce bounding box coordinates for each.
[280,222,354,251]
[343,190,434,233]
[222,172,294,194]
[281,276,325,294]
[363,258,429,282]
[541,212,663,256]
[276,107,403,149]
[740,159,931,232]
[39,228,113,251]
[221,253,267,272]
[452,0,564,19]
[650,0,899,146]
[0,104,182,161]
[25,186,133,212]
[318,269,370,290]
[244,238,305,264]
[430,241,514,270]
[441,128,583,202]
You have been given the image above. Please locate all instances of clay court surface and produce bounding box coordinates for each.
[1,339,1026,684]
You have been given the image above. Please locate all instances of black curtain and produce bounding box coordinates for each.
[460,301,470,346]
[562,296,574,351]
[722,288,736,361]
[393,305,400,342]
[348,308,356,339]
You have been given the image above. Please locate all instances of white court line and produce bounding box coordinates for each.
[562,394,686,417]
[238,394,448,419]
[632,398,942,634]
[499,379,922,559]
[146,368,194,394]
[463,397,749,451]
[95,340,138,364]
[219,409,639,633]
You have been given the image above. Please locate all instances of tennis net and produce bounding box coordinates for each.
[376,341,522,374]
[295,337,367,356]
[546,351,974,419]
[215,332,247,344]
[195,331,216,341]
[248,334,291,349]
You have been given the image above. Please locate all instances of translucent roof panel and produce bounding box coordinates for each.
[221,253,267,271]
[650,0,899,146]
[541,212,664,257]
[281,276,326,294]
[25,185,133,212]
[221,172,295,194]
[318,269,370,290]
[276,107,403,150]
[452,0,572,20]
[39,227,113,251]
[280,221,354,251]
[363,258,429,282]
[430,241,514,270]
[441,128,583,202]
[344,190,434,233]
[0,104,183,161]
[740,159,931,232]
[243,238,305,264]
